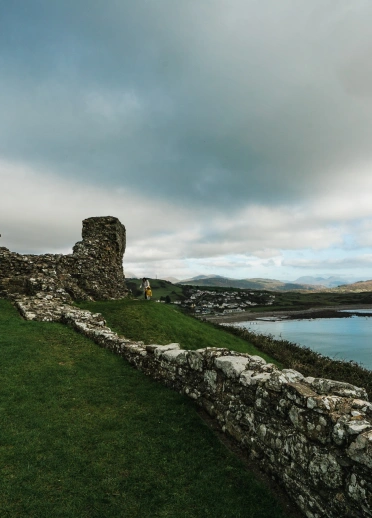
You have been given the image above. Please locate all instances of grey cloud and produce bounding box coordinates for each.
[2,1,372,211]
[0,220,77,255]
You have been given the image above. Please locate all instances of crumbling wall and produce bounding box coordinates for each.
[14,294,372,518]
[0,216,127,301]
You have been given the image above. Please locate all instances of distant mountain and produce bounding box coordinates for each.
[181,274,226,282]
[163,276,180,283]
[179,275,323,292]
[292,276,357,288]
[334,280,372,292]
[125,275,180,283]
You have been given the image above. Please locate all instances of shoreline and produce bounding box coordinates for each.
[201,304,372,324]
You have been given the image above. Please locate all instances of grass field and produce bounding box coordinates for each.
[0,299,290,517]
[126,278,185,302]
[77,298,279,365]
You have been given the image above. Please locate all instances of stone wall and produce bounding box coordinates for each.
[0,216,127,301]
[13,294,372,518]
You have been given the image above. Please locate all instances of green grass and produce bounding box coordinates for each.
[126,278,185,302]
[0,299,290,517]
[249,290,372,312]
[77,298,278,365]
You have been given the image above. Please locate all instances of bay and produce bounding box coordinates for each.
[235,311,372,370]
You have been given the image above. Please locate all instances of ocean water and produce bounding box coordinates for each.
[235,311,372,370]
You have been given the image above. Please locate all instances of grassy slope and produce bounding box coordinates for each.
[77,298,279,365]
[126,278,184,301]
[0,299,289,518]
[79,297,372,396]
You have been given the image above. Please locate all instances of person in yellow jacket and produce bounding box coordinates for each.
[140,277,150,299]
[145,285,152,300]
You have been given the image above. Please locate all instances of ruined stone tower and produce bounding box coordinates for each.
[0,216,128,301]
[68,216,127,299]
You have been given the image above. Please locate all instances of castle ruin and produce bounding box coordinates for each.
[0,216,127,301]
[1,216,372,517]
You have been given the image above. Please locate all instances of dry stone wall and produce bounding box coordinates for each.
[12,293,372,518]
[0,216,127,301]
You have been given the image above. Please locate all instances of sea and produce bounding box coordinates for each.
[234,309,372,371]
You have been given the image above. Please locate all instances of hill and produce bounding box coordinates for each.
[292,275,356,288]
[125,278,184,301]
[334,279,372,292]
[179,275,323,291]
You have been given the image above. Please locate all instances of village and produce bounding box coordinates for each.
[172,287,275,316]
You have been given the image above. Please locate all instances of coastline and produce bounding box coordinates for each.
[202,304,372,324]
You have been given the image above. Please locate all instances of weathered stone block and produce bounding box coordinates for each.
[307,378,368,401]
[240,371,271,387]
[307,395,346,414]
[289,405,331,444]
[203,369,218,391]
[187,351,204,371]
[347,430,372,468]
[308,451,343,489]
[285,382,318,407]
[153,343,180,359]
[214,355,250,378]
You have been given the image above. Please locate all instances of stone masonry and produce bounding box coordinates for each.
[0,216,127,301]
[12,293,372,518]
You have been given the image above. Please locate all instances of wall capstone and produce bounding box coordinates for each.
[0,216,127,301]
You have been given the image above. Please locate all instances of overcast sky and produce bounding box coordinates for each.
[1,0,372,282]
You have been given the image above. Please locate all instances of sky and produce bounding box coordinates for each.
[1,1,372,282]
